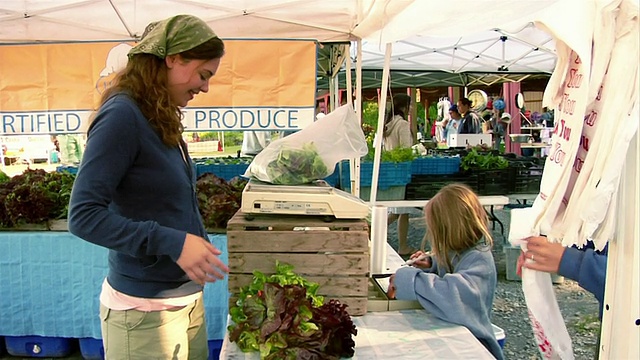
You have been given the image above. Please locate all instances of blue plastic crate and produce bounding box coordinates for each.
[76,337,222,359]
[339,161,412,190]
[208,339,223,360]
[56,165,78,175]
[196,163,250,180]
[411,156,461,175]
[5,336,76,358]
[322,163,340,187]
[492,324,506,349]
[79,337,104,360]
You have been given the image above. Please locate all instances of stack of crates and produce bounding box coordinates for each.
[226,210,370,316]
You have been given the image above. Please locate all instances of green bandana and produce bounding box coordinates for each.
[128,14,217,59]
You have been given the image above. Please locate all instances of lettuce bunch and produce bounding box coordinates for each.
[265,143,329,185]
[228,262,357,359]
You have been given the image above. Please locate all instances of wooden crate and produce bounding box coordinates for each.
[227,210,370,316]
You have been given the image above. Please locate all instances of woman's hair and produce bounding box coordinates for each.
[383,94,412,136]
[459,97,473,107]
[421,183,493,272]
[95,37,225,147]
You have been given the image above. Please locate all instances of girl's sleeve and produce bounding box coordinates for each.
[393,252,493,322]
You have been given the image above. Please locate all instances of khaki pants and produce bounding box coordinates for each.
[99,295,208,360]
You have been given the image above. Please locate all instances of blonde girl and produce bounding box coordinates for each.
[389,183,504,360]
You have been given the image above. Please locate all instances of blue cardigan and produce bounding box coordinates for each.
[68,94,208,298]
[394,247,504,360]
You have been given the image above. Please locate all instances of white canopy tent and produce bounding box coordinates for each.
[360,24,556,73]
[1,1,637,359]
[0,0,365,42]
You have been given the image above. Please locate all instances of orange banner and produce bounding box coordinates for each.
[0,39,317,134]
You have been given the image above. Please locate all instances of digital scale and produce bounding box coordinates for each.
[241,179,369,219]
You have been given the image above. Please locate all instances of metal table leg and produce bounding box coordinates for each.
[486,205,504,237]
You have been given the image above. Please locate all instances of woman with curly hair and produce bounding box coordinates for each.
[68,15,228,359]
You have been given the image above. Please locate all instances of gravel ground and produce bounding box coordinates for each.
[386,207,601,360]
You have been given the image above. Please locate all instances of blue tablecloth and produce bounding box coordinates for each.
[0,232,229,340]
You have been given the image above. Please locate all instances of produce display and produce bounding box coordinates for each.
[195,173,247,230]
[195,156,253,166]
[229,262,357,359]
[264,143,329,185]
[0,168,246,231]
[0,169,74,227]
[460,148,509,171]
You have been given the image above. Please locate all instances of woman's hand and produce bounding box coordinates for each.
[177,233,230,285]
[516,236,565,277]
[409,250,432,269]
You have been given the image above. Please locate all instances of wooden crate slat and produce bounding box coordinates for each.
[229,253,369,276]
[227,211,368,232]
[228,230,368,252]
[229,274,368,297]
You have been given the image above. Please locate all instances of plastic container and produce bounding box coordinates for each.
[504,244,564,284]
[79,337,104,360]
[56,165,78,175]
[195,163,250,180]
[492,324,506,349]
[339,161,412,190]
[411,156,460,175]
[356,186,406,201]
[77,337,224,360]
[5,336,76,358]
[208,339,223,360]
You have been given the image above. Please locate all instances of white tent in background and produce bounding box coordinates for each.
[360,25,556,74]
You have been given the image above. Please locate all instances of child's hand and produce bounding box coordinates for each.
[409,250,432,269]
[387,274,396,299]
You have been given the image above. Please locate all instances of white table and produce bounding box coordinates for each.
[219,309,495,359]
[373,195,510,210]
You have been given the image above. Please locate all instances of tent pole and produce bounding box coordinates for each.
[333,73,340,111]
[350,40,362,198]
[345,45,353,107]
[369,42,392,277]
[370,43,392,204]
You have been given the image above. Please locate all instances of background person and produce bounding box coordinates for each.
[58,134,84,165]
[68,15,229,359]
[383,94,415,256]
[241,131,272,156]
[493,112,511,150]
[457,97,481,134]
[442,104,462,143]
[388,183,503,360]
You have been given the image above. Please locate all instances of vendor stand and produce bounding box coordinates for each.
[219,309,495,359]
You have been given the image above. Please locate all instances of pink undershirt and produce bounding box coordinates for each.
[100,278,201,311]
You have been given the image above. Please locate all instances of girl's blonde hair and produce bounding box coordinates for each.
[421,183,493,272]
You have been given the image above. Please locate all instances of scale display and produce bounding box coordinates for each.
[241,180,369,219]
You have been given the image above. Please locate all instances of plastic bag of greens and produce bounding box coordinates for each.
[244,104,367,185]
